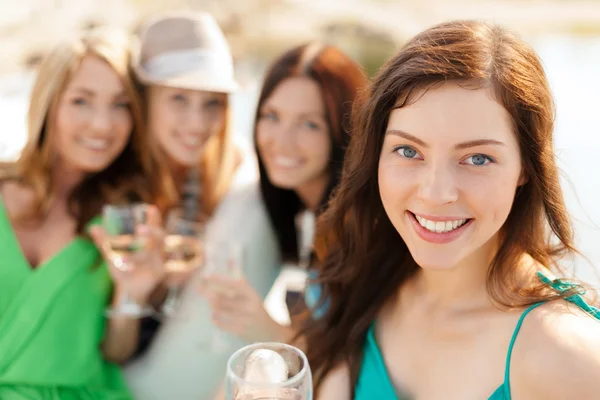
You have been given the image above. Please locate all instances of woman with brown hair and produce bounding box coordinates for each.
[0,27,164,398]
[200,42,368,345]
[305,21,600,399]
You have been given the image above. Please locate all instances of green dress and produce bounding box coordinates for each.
[0,199,132,399]
[355,272,600,400]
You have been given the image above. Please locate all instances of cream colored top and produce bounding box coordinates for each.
[123,139,280,400]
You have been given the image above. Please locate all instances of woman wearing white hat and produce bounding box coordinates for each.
[123,11,280,399]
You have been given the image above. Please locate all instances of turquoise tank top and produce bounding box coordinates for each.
[355,272,600,400]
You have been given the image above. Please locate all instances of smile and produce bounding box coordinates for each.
[414,214,469,233]
[408,212,474,244]
[271,156,302,168]
[77,137,110,151]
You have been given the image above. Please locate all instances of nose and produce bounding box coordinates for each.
[270,123,297,153]
[90,106,112,135]
[417,161,459,207]
[185,110,210,139]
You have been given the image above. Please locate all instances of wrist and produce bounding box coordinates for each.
[111,284,152,306]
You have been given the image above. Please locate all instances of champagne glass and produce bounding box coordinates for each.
[102,203,153,317]
[226,342,313,400]
[160,209,206,317]
[202,241,244,351]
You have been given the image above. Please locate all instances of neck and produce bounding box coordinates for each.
[295,173,330,212]
[51,161,85,203]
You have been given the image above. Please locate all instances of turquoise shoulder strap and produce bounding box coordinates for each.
[536,271,600,319]
[501,272,600,399]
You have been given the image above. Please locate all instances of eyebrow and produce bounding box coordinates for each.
[385,129,505,149]
[71,87,128,98]
[261,104,324,118]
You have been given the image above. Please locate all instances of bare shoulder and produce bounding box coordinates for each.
[317,363,352,400]
[0,179,36,217]
[511,300,600,399]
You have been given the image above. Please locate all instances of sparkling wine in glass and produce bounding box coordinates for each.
[226,342,312,400]
[103,203,153,317]
[160,209,205,317]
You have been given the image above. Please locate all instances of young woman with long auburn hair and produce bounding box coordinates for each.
[305,20,600,399]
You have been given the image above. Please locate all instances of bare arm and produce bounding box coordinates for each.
[100,290,143,363]
[91,206,165,364]
[317,363,352,400]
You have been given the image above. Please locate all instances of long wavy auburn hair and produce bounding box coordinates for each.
[302,20,582,393]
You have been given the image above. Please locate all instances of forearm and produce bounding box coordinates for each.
[101,291,142,364]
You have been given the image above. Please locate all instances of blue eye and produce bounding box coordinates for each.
[394,146,421,159]
[72,98,87,106]
[172,94,187,103]
[464,154,494,166]
[205,99,223,109]
[261,112,278,122]
[303,121,319,130]
[114,102,130,109]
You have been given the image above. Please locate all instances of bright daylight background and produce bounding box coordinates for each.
[1,0,599,287]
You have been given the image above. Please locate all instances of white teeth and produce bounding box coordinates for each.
[415,215,468,233]
[181,137,201,147]
[79,137,109,150]
[273,156,301,168]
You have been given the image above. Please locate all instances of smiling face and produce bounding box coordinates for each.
[256,76,332,193]
[52,55,133,175]
[378,82,524,271]
[147,86,227,167]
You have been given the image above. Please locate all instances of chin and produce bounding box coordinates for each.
[405,245,464,271]
[268,176,302,191]
[78,162,113,174]
[171,154,201,168]
[413,257,458,271]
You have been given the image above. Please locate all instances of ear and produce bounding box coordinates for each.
[517,170,529,186]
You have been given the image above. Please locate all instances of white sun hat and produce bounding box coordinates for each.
[131,11,238,93]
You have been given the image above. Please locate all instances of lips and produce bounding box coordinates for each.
[407,211,473,244]
[270,155,303,168]
[77,137,110,151]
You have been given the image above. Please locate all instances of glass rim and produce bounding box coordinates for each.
[226,342,310,389]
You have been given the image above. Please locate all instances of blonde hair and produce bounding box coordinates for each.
[3,27,155,232]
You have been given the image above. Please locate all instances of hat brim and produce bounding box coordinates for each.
[134,66,239,93]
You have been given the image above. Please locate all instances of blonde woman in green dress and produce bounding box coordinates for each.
[0,27,166,399]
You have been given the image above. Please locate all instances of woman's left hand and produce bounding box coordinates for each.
[198,275,290,344]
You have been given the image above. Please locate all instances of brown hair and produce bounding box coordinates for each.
[255,43,368,262]
[1,27,153,233]
[303,20,579,391]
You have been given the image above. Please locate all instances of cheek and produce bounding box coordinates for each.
[463,170,520,224]
[149,108,175,142]
[378,163,402,210]
[255,124,270,154]
[302,131,330,167]
[207,111,226,135]
[54,106,80,144]
[114,111,133,141]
